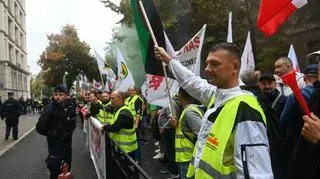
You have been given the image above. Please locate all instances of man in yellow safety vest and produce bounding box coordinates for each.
[101,90,137,159]
[155,43,273,178]
[173,88,203,179]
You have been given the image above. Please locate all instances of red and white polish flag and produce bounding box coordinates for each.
[257,0,308,36]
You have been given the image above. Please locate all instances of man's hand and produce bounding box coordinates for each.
[154,46,172,64]
[302,113,320,144]
[171,116,178,128]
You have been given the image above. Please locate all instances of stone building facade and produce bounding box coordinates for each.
[0,0,30,100]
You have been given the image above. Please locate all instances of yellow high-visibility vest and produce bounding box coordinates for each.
[187,95,266,178]
[175,105,203,163]
[109,105,137,153]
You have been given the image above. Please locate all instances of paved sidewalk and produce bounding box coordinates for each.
[0,114,39,156]
[0,116,97,179]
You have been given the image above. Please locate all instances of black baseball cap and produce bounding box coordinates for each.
[54,84,67,94]
[259,73,275,82]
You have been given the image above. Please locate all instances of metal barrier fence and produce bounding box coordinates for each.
[88,117,151,179]
[105,134,151,179]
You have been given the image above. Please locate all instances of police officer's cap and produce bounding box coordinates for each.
[8,92,14,96]
[54,84,67,94]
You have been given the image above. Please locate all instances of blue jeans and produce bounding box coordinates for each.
[179,162,189,179]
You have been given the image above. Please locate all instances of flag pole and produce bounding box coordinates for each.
[138,0,175,117]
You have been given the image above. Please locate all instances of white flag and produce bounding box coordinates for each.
[141,74,179,107]
[94,50,112,76]
[164,32,177,59]
[227,12,233,43]
[288,44,300,72]
[92,79,102,90]
[142,25,206,107]
[240,31,255,73]
[116,47,135,92]
[176,24,206,76]
[94,50,116,89]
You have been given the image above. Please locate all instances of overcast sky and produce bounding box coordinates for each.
[26,0,122,74]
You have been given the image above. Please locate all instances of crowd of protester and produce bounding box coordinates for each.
[75,43,320,179]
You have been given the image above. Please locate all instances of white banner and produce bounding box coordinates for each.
[89,117,106,179]
[176,24,206,76]
[142,25,206,107]
[141,74,179,107]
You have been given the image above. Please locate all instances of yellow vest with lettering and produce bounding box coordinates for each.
[187,95,266,178]
[110,105,137,153]
[175,105,203,163]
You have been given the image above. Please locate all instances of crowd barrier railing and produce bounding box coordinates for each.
[88,117,151,179]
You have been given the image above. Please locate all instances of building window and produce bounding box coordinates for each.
[24,76,27,91]
[15,26,19,46]
[21,54,24,69]
[9,44,13,62]
[8,18,13,38]
[20,33,24,49]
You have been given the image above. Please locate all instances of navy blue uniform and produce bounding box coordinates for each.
[36,99,76,179]
[1,98,21,140]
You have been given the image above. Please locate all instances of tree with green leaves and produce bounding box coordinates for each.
[30,74,53,99]
[102,0,320,74]
[37,25,100,89]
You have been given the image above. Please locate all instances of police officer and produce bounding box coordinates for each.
[36,84,76,179]
[1,92,21,140]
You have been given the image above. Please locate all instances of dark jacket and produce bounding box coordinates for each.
[1,98,21,120]
[36,100,76,140]
[290,81,320,179]
[103,105,133,132]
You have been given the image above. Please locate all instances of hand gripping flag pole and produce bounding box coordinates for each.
[138,0,175,118]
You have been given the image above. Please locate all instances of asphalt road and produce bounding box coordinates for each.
[0,114,170,179]
[0,118,97,179]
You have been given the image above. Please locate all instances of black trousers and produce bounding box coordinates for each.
[46,137,72,179]
[5,119,19,139]
[163,128,178,175]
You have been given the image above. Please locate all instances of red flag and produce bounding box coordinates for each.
[257,0,307,36]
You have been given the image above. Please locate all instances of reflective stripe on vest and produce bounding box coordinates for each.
[189,158,236,179]
[110,105,137,153]
[113,140,137,146]
[187,95,266,178]
[126,95,144,121]
[175,105,203,163]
